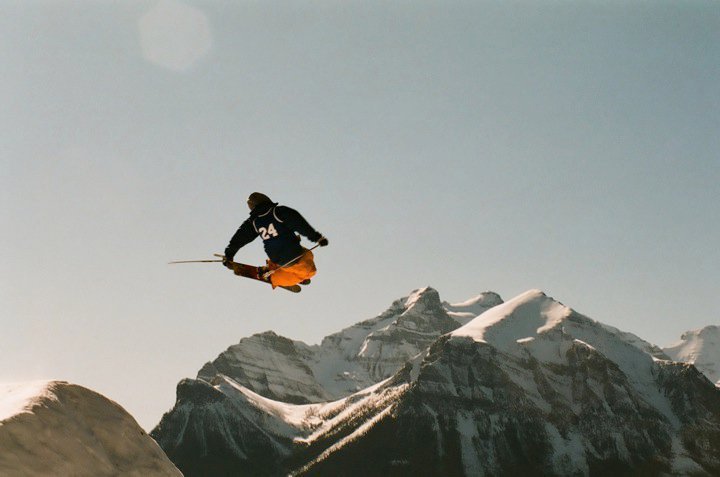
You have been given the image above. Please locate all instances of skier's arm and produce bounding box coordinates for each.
[276,206,326,244]
[224,219,257,261]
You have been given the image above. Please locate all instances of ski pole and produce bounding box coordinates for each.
[168,259,224,264]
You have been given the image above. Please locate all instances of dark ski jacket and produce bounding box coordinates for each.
[224,202,323,265]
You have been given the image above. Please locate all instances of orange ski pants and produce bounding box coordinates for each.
[267,249,316,288]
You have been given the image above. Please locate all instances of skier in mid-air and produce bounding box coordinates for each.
[222,192,328,289]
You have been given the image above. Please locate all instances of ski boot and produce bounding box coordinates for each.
[256,265,272,283]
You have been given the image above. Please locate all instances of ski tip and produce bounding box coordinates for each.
[280,285,302,293]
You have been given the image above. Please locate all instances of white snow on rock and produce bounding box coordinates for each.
[443,291,504,325]
[450,289,664,368]
[207,373,406,449]
[200,287,460,403]
[450,289,680,423]
[0,381,181,477]
[450,289,571,348]
[665,325,720,387]
[0,381,51,421]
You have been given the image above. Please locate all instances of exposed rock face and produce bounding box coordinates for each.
[198,331,328,403]
[151,378,294,477]
[323,287,461,386]
[152,289,720,477]
[0,381,181,477]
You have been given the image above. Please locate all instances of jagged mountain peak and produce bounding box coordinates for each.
[679,325,720,342]
[195,287,476,406]
[448,289,673,398]
[401,286,442,311]
[443,291,505,325]
[444,291,504,311]
[450,289,572,347]
[664,325,720,387]
[386,287,457,333]
[664,325,720,358]
[449,288,660,358]
[196,330,324,404]
[319,286,450,353]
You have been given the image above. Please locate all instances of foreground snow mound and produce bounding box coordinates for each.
[0,381,181,477]
[665,326,720,387]
[0,381,50,422]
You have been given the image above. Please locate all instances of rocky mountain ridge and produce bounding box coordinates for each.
[152,287,720,476]
[197,287,501,403]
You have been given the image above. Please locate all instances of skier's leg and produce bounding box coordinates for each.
[269,251,316,287]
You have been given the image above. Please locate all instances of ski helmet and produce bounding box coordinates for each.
[247,192,272,211]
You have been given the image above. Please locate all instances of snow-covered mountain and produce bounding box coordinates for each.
[443,291,503,325]
[153,288,720,476]
[0,380,181,477]
[664,325,720,387]
[196,287,498,402]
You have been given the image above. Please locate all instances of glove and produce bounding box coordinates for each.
[317,236,329,247]
[222,256,234,269]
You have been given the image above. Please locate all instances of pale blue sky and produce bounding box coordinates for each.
[2,0,718,430]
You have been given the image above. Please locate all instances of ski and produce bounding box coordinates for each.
[168,256,301,293]
[213,255,302,293]
[168,259,223,264]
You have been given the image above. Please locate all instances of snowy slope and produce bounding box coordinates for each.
[0,381,49,422]
[209,373,407,447]
[451,288,668,365]
[443,291,503,325]
[665,325,720,387]
[0,381,181,477]
[449,290,676,422]
[151,373,408,476]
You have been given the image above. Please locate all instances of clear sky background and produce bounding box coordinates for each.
[2,0,718,430]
